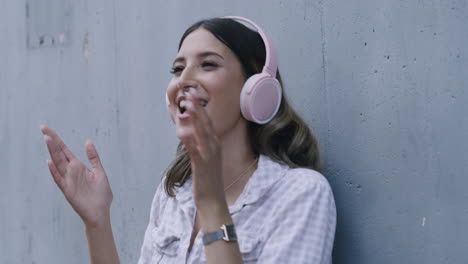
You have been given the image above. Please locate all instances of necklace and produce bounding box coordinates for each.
[224,157,259,192]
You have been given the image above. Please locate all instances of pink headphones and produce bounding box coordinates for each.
[166,16,282,124]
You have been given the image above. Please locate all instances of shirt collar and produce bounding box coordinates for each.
[230,154,288,213]
[173,154,289,213]
[174,176,193,203]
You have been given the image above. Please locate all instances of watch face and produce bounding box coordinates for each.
[223,224,238,241]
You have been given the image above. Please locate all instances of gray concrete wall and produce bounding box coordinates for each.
[1,0,467,263]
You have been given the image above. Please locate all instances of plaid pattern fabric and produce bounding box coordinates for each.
[138,155,336,264]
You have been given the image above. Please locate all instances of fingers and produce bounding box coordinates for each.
[44,135,69,176]
[182,137,202,163]
[85,139,103,171]
[47,160,65,191]
[41,125,73,176]
[40,125,77,161]
[184,90,218,159]
[187,89,215,134]
[40,125,78,177]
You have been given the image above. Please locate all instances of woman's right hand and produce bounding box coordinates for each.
[40,125,113,228]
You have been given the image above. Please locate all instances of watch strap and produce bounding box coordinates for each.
[202,224,237,245]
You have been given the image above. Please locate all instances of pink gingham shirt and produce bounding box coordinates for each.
[138,154,336,263]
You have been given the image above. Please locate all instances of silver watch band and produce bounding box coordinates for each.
[202,224,237,245]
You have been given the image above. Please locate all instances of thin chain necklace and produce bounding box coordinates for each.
[224,157,259,192]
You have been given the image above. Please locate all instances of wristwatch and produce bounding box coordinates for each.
[202,224,238,245]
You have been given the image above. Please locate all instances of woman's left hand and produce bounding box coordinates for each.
[176,88,226,210]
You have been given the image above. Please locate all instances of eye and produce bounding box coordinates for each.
[202,61,218,68]
[170,66,184,75]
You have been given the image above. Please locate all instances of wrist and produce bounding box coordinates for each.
[196,198,228,217]
[84,211,112,231]
[196,199,232,232]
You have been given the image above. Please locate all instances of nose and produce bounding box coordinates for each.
[177,80,198,91]
[176,66,199,91]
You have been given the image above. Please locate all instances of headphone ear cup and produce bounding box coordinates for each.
[240,73,282,124]
[166,93,175,123]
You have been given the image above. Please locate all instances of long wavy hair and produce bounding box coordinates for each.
[164,17,321,197]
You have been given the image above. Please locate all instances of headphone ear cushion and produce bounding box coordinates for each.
[241,74,282,124]
[166,93,175,123]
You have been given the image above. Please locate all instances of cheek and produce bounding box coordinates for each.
[166,82,177,103]
[211,72,244,99]
[206,83,243,126]
[165,83,178,121]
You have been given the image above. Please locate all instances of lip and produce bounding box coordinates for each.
[175,100,209,120]
[176,94,188,107]
[177,110,191,120]
[175,93,208,110]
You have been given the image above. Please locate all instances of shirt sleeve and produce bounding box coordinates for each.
[257,170,337,264]
[137,180,166,264]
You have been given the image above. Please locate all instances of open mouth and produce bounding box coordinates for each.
[178,99,207,114]
[179,100,188,114]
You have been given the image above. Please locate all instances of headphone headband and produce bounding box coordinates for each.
[222,16,278,77]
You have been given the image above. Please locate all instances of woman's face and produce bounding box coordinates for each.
[167,27,248,139]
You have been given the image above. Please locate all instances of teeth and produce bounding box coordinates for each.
[179,100,190,109]
[178,99,207,111]
[179,100,188,108]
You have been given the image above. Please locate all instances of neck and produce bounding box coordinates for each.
[218,119,257,205]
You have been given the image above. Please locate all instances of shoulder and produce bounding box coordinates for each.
[263,166,337,233]
[253,155,335,204]
[153,177,169,204]
[256,162,336,223]
[254,166,337,263]
[278,166,334,199]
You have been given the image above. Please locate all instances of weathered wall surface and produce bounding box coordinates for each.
[1,0,467,263]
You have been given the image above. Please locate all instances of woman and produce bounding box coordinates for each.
[41,16,336,264]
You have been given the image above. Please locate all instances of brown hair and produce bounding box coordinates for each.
[164,18,321,197]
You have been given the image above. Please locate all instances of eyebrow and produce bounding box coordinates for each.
[172,51,224,65]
